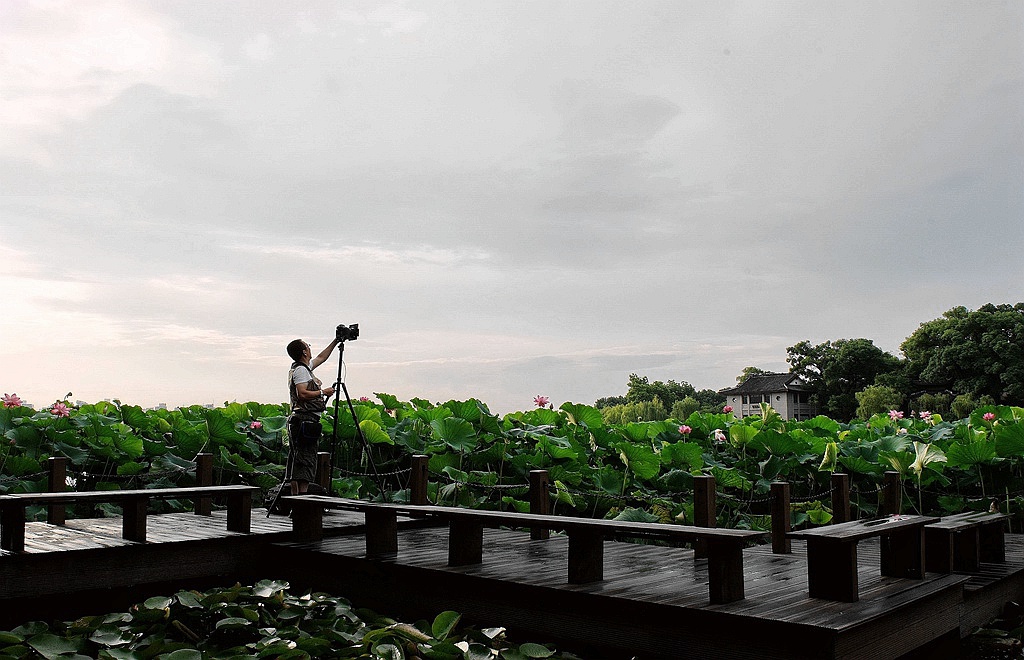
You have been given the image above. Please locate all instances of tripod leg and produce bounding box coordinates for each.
[266,439,295,517]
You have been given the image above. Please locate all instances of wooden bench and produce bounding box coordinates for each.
[288,495,765,604]
[788,514,939,602]
[925,511,1010,573]
[0,485,260,552]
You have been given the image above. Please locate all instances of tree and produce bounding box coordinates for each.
[594,395,626,408]
[693,388,726,410]
[671,396,700,420]
[855,385,904,420]
[950,393,997,419]
[736,366,770,384]
[901,303,1024,405]
[787,338,903,421]
[624,374,696,410]
[600,397,668,424]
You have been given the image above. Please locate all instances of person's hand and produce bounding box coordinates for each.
[322,387,335,398]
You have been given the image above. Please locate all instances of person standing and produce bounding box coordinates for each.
[285,336,339,495]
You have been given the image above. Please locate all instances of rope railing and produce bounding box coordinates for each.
[20,451,1023,531]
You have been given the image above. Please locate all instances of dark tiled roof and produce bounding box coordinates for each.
[719,372,811,395]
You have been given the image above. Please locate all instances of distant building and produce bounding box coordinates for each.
[719,372,816,421]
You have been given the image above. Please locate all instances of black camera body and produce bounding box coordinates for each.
[336,323,360,342]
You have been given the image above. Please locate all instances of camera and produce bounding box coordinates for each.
[336,323,360,342]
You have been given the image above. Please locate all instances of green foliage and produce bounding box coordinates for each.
[624,373,696,409]
[600,398,667,424]
[0,581,574,659]
[902,303,1024,405]
[3,392,1024,524]
[736,366,771,384]
[855,385,904,420]
[670,396,700,421]
[788,338,903,421]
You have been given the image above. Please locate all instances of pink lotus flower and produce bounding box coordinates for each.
[983,412,996,421]
[889,410,904,421]
[714,429,727,443]
[359,396,371,402]
[534,395,549,407]
[250,420,263,430]
[723,405,733,413]
[679,425,692,435]
[50,402,70,418]
[919,411,931,420]
[2,393,23,408]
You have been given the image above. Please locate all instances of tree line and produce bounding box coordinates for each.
[597,303,1023,423]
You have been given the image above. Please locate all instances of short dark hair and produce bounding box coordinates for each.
[287,339,306,362]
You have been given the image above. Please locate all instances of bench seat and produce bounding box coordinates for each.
[925,511,1009,573]
[788,514,939,602]
[0,485,259,552]
[288,495,764,604]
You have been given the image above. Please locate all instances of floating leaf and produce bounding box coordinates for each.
[26,633,81,659]
[143,596,172,610]
[161,650,202,660]
[175,591,203,609]
[214,617,251,631]
[0,631,24,644]
[89,625,135,648]
[517,642,556,658]
[431,611,461,641]
[252,580,289,598]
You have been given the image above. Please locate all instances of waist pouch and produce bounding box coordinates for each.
[290,417,322,443]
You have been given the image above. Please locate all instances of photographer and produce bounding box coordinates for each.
[284,336,339,495]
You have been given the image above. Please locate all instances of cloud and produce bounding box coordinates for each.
[0,0,221,146]
[1,1,1021,414]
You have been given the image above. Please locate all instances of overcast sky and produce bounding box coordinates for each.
[2,1,1022,414]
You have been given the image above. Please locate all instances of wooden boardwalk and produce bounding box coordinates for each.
[276,525,980,659]
[3,511,1024,659]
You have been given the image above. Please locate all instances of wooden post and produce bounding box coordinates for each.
[706,539,747,604]
[225,490,252,534]
[195,453,213,516]
[47,457,67,525]
[806,537,859,601]
[693,475,716,559]
[880,527,927,579]
[291,500,323,542]
[529,470,551,540]
[831,473,851,524]
[365,508,398,557]
[0,501,26,552]
[122,496,149,543]
[770,482,791,554]
[567,529,604,583]
[409,455,429,505]
[316,452,331,492]
[448,518,484,566]
[882,471,901,516]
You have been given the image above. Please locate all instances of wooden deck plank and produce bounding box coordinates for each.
[283,525,976,632]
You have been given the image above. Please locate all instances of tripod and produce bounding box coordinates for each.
[327,339,388,501]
